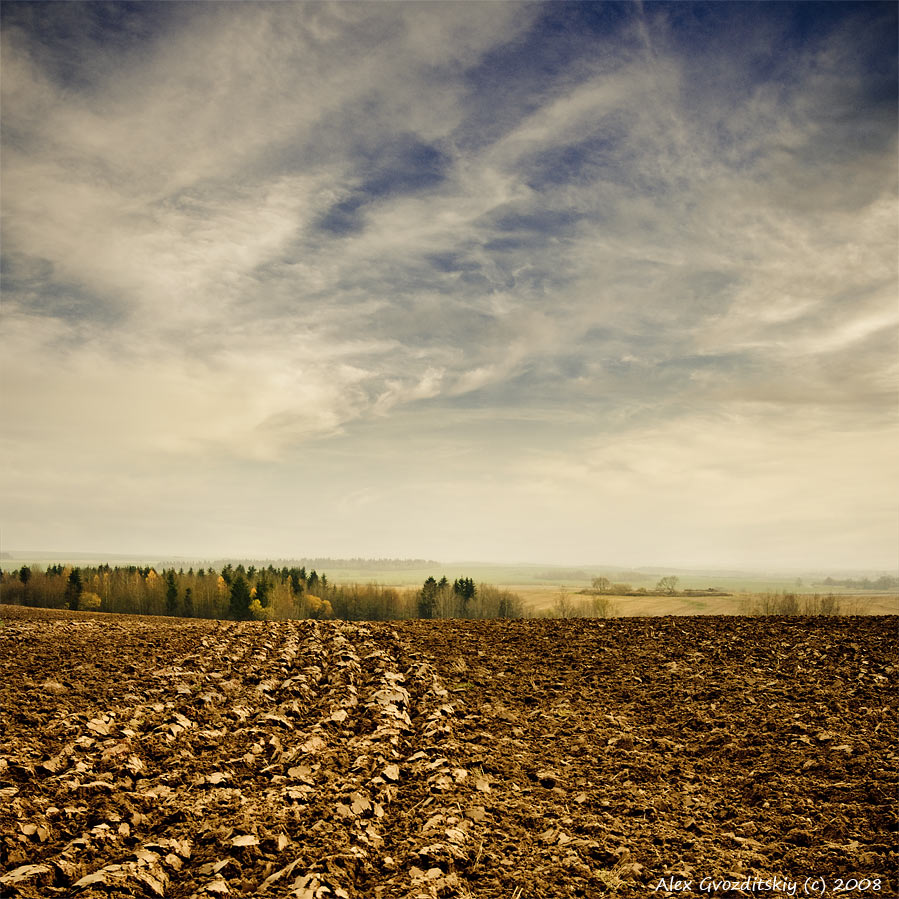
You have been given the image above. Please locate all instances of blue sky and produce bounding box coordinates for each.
[2,1,897,568]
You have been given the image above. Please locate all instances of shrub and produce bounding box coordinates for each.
[591,594,619,618]
[550,593,618,619]
[249,598,274,621]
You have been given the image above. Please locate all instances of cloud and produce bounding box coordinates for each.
[1,1,896,566]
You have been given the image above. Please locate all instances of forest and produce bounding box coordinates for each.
[0,563,525,621]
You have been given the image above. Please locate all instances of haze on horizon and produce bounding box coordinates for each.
[1,2,897,572]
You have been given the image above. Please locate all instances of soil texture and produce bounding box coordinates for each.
[1,607,896,898]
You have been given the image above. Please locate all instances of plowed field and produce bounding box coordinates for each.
[1,607,896,899]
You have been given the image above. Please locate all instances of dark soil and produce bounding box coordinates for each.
[1,606,896,898]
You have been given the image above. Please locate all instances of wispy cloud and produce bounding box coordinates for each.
[2,1,896,566]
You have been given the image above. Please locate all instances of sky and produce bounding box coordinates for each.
[1,1,897,570]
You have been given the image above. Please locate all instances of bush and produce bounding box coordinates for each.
[550,593,618,619]
[590,594,619,618]
[248,598,274,621]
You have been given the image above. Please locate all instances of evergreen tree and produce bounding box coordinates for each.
[65,568,84,611]
[18,565,32,601]
[229,572,251,619]
[18,565,32,605]
[165,570,178,615]
[418,576,438,619]
[255,575,271,608]
[183,587,193,618]
[289,568,305,595]
[453,577,476,609]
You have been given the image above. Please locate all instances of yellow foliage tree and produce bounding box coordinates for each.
[305,595,333,619]
[249,599,273,621]
[80,592,102,611]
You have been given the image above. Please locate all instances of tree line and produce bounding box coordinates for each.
[590,575,680,594]
[1,564,525,621]
[820,575,898,591]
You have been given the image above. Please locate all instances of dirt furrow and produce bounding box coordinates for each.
[1,610,896,899]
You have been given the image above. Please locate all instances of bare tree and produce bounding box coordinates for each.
[656,576,679,595]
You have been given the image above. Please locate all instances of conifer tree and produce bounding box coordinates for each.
[418,576,438,618]
[453,577,476,610]
[229,572,251,619]
[65,568,84,610]
[165,570,178,615]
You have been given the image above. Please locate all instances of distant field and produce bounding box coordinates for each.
[323,566,896,599]
[506,585,898,617]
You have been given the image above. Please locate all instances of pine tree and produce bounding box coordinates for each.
[453,577,476,610]
[255,575,271,608]
[65,568,84,611]
[418,576,439,619]
[165,570,178,615]
[229,573,251,619]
